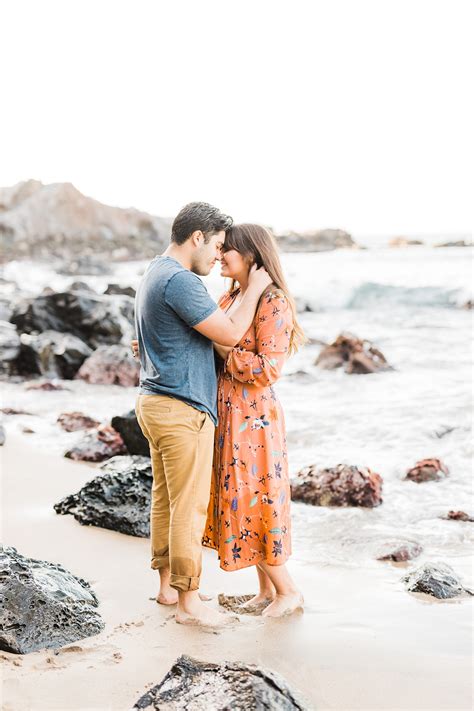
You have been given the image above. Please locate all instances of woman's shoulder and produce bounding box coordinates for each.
[260,284,288,306]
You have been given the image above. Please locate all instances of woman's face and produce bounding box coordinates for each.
[220,248,252,280]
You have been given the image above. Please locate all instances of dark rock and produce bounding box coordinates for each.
[434,240,472,248]
[0,180,170,261]
[111,410,149,457]
[0,321,20,374]
[64,425,127,462]
[21,426,35,434]
[25,380,71,391]
[133,654,309,710]
[0,546,104,654]
[315,332,392,374]
[442,510,474,523]
[275,228,356,253]
[403,563,473,599]
[17,330,92,378]
[77,345,140,386]
[291,463,383,507]
[54,455,152,537]
[377,542,423,562]
[0,407,34,415]
[0,424,5,446]
[104,283,136,298]
[57,412,100,432]
[10,290,135,349]
[405,458,449,483]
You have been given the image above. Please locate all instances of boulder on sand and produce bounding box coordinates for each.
[405,458,449,483]
[0,546,104,654]
[57,412,100,432]
[315,332,392,374]
[403,562,473,599]
[291,463,383,507]
[132,654,309,710]
[76,345,140,386]
[54,455,152,537]
[17,330,92,379]
[111,410,149,456]
[64,425,127,462]
[10,290,135,349]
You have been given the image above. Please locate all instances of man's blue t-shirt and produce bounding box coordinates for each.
[135,256,218,425]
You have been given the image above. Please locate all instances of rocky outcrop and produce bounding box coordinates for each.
[377,541,423,562]
[434,240,472,248]
[57,412,100,432]
[0,546,104,654]
[111,410,149,456]
[315,333,392,374]
[0,180,171,261]
[11,290,135,349]
[132,655,309,710]
[442,510,474,523]
[64,425,127,462]
[403,563,473,599]
[77,345,140,386]
[275,228,356,252]
[389,237,424,247]
[17,330,92,379]
[291,464,383,507]
[405,459,449,483]
[0,321,20,375]
[54,455,152,537]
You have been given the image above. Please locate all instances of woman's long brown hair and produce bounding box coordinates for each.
[224,223,307,355]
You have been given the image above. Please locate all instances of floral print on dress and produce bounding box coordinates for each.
[203,287,292,571]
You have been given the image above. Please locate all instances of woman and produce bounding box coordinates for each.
[202,223,306,617]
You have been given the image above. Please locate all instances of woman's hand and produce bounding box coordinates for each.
[131,339,140,359]
[213,342,232,360]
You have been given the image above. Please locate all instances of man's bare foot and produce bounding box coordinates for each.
[156,589,179,605]
[262,592,304,617]
[241,592,275,610]
[176,602,237,628]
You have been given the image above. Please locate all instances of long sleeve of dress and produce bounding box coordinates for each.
[224,290,292,386]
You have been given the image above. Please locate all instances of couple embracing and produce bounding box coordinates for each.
[134,202,305,627]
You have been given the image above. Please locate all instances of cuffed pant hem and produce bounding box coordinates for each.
[170,574,200,592]
[151,556,170,570]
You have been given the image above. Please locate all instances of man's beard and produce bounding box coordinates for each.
[190,254,210,276]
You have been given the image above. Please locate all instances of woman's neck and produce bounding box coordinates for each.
[235,270,249,294]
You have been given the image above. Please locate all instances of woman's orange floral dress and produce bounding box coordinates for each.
[203,287,292,571]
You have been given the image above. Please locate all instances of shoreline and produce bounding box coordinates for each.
[1,433,472,710]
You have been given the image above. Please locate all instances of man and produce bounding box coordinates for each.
[134,202,272,627]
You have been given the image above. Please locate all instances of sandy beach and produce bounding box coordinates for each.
[1,431,472,711]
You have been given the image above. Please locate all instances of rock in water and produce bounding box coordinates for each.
[405,458,449,483]
[77,345,140,386]
[442,510,474,523]
[0,546,104,654]
[377,542,423,562]
[315,332,392,374]
[291,464,383,507]
[17,330,92,378]
[0,424,5,446]
[57,412,100,432]
[133,655,309,710]
[54,455,152,537]
[403,563,473,599]
[275,228,356,252]
[10,290,135,349]
[104,283,136,297]
[111,410,150,456]
[64,425,127,462]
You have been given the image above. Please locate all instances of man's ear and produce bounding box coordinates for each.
[190,230,204,248]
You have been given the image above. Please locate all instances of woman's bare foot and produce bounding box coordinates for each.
[156,589,179,605]
[262,592,304,617]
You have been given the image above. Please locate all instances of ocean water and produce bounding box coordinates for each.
[2,245,473,576]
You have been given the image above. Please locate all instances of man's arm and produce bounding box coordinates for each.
[194,266,272,347]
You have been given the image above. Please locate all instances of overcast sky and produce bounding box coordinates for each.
[0,0,471,236]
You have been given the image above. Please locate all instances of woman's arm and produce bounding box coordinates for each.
[213,342,232,360]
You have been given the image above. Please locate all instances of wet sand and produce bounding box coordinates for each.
[1,433,472,711]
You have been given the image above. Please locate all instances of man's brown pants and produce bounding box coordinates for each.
[135,393,215,591]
